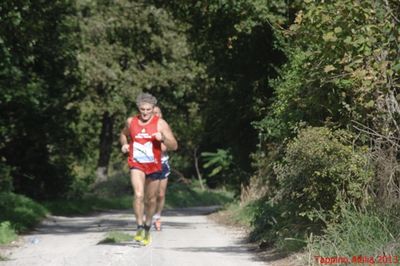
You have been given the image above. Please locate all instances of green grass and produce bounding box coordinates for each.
[165,183,234,208]
[0,222,17,245]
[222,199,311,253]
[43,195,133,216]
[98,231,132,244]
[305,207,400,265]
[44,182,234,216]
[223,201,258,227]
[0,192,48,233]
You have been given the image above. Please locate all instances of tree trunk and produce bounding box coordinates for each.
[194,147,205,190]
[95,111,114,184]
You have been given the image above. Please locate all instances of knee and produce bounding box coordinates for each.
[158,191,165,200]
[134,193,144,202]
[146,195,157,205]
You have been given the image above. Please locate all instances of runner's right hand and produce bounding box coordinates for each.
[121,144,129,153]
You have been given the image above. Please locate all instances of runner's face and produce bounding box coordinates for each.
[138,103,154,121]
[153,107,163,118]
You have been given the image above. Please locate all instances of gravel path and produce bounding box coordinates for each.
[1,206,267,266]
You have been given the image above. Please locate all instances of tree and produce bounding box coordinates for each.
[0,0,81,198]
[77,0,203,182]
[148,0,303,188]
[256,0,400,203]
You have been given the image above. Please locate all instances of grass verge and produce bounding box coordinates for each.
[0,222,17,245]
[220,199,310,253]
[43,195,133,216]
[0,192,48,245]
[0,192,48,233]
[98,231,133,244]
[165,183,233,208]
[305,207,400,265]
[44,182,234,216]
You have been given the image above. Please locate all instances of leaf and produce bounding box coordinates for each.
[392,63,400,73]
[365,100,374,108]
[334,27,342,33]
[324,65,336,73]
[322,32,337,42]
[209,166,223,177]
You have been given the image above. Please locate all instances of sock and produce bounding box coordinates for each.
[153,213,161,220]
[144,224,151,232]
[137,225,144,230]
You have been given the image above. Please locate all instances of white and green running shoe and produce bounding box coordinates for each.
[134,228,145,242]
[141,231,152,246]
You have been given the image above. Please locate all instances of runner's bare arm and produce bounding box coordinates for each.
[161,143,168,152]
[120,118,132,153]
[156,119,178,151]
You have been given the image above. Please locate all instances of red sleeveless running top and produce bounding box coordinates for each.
[128,115,162,174]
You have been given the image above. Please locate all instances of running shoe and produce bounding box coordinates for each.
[154,219,162,231]
[134,228,145,242]
[141,231,152,246]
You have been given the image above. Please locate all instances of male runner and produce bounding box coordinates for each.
[120,93,177,245]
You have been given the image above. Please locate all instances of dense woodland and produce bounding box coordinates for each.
[1,0,400,259]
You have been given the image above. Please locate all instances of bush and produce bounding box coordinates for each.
[250,199,310,252]
[0,192,48,232]
[274,127,372,221]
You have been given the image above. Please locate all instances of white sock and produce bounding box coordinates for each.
[153,213,161,220]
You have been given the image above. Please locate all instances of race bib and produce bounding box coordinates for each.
[133,141,155,163]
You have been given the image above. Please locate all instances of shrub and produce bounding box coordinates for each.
[274,127,372,221]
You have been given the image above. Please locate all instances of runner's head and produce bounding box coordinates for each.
[153,106,163,118]
[136,93,157,122]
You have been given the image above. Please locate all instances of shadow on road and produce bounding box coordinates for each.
[29,206,221,236]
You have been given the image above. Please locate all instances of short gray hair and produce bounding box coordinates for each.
[136,92,157,107]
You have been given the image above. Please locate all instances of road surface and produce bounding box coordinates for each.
[1,206,267,266]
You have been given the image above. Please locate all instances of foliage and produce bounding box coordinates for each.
[250,199,310,252]
[257,0,399,143]
[0,0,81,198]
[274,127,372,221]
[148,0,296,188]
[76,0,206,181]
[201,149,233,177]
[43,195,132,216]
[0,192,48,232]
[0,221,17,245]
[0,158,13,192]
[305,206,400,265]
[165,182,233,208]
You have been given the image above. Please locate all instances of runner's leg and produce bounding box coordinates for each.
[144,178,160,227]
[130,169,145,226]
[141,177,160,245]
[154,177,168,230]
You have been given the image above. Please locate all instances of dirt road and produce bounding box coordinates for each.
[1,206,267,266]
